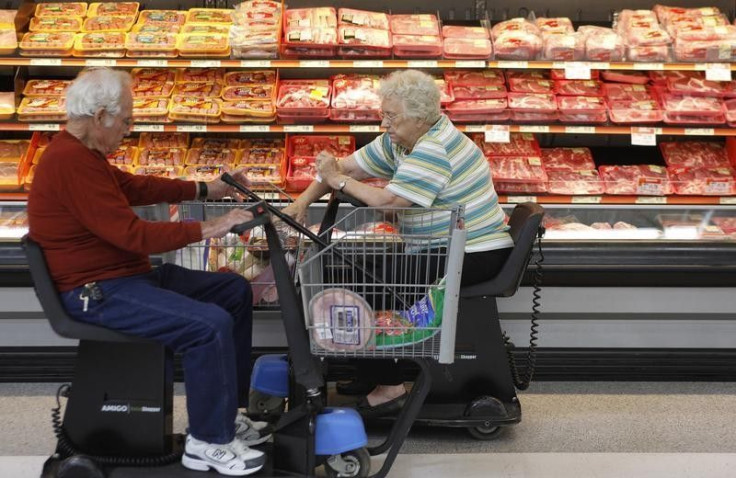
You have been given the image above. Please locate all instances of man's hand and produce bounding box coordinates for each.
[205,169,251,201]
[201,208,254,239]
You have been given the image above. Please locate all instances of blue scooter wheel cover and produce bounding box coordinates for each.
[315,407,368,456]
[250,354,289,397]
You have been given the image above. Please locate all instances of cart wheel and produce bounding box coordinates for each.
[248,390,286,421]
[324,447,371,478]
[467,424,503,440]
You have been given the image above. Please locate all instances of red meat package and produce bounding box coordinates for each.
[446,98,507,114]
[390,14,439,36]
[602,83,653,102]
[674,37,736,62]
[288,135,355,158]
[666,77,725,97]
[508,77,553,94]
[555,80,603,97]
[626,44,670,62]
[493,31,542,60]
[337,26,391,49]
[443,38,493,59]
[276,80,331,112]
[579,26,625,61]
[287,156,316,191]
[392,34,442,57]
[445,70,505,86]
[285,8,337,28]
[547,170,605,195]
[668,166,736,195]
[599,165,673,195]
[508,93,557,112]
[472,132,540,157]
[541,147,596,171]
[338,9,389,30]
[490,156,548,193]
[491,18,541,39]
[330,74,381,122]
[535,17,574,34]
[442,25,490,39]
[659,142,730,168]
[601,70,650,84]
[451,84,507,100]
[649,70,702,85]
[557,96,606,116]
[541,33,585,61]
[712,217,736,234]
[660,93,725,125]
[607,99,663,124]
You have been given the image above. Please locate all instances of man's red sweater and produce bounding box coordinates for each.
[28,131,202,292]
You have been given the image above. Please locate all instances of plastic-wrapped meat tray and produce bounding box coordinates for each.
[668,166,736,195]
[659,141,730,168]
[602,83,654,102]
[607,99,663,124]
[287,135,355,159]
[541,147,596,171]
[508,77,553,94]
[547,170,606,195]
[338,9,389,30]
[541,32,585,61]
[490,156,548,193]
[493,31,542,60]
[443,38,493,59]
[473,132,540,157]
[330,75,381,122]
[555,80,603,97]
[390,14,440,36]
[445,70,504,86]
[451,84,507,100]
[599,165,673,195]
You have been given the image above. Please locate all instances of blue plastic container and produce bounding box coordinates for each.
[315,407,368,456]
[250,354,289,397]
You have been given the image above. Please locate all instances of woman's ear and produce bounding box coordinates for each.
[93,108,105,126]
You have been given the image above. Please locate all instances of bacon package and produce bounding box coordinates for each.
[599,165,673,195]
[330,74,381,122]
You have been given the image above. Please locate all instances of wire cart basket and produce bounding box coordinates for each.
[299,205,467,365]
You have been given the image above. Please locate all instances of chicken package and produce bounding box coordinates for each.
[185,148,239,167]
[138,132,189,149]
[309,288,375,352]
[17,97,66,122]
[390,14,439,36]
[547,169,606,195]
[443,38,493,59]
[35,2,87,18]
[541,148,596,171]
[599,165,672,195]
[183,164,231,182]
[446,98,507,115]
[137,10,187,26]
[338,8,389,30]
[607,99,663,124]
[493,31,542,60]
[330,74,381,122]
[19,32,75,57]
[23,79,70,97]
[177,68,225,84]
[138,147,187,166]
[541,32,585,61]
[508,77,553,94]
[172,82,224,99]
[221,84,275,102]
[660,142,730,168]
[668,166,736,195]
[555,80,603,97]
[132,98,170,122]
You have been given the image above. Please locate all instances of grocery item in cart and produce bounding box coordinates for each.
[660,141,730,168]
[668,166,736,195]
[547,170,606,195]
[390,14,439,36]
[599,164,672,195]
[309,288,375,352]
[541,147,596,171]
[330,74,381,122]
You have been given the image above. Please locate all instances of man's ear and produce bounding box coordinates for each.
[93,108,105,126]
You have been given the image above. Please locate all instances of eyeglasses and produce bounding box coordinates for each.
[378,110,403,124]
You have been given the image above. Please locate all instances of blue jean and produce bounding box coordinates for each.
[60,263,253,444]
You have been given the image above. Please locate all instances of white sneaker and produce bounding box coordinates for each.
[235,413,273,446]
[181,434,266,476]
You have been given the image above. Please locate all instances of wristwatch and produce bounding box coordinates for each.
[338,178,348,192]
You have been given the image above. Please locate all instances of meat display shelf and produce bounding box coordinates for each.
[0,122,734,136]
[0,57,734,72]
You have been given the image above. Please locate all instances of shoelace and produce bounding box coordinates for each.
[230,437,254,458]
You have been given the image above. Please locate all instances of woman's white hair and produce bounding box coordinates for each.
[379,70,441,124]
[66,68,132,125]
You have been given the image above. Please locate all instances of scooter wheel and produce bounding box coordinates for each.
[56,455,105,478]
[248,389,286,421]
[467,424,503,441]
[324,447,370,478]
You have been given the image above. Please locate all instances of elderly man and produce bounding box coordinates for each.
[283,69,514,417]
[28,68,267,476]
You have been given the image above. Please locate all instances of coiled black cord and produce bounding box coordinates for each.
[504,228,544,391]
[51,384,182,467]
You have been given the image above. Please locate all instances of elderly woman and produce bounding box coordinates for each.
[283,70,513,417]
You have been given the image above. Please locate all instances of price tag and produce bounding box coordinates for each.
[283,125,314,133]
[30,58,62,66]
[260,192,280,201]
[239,125,270,133]
[705,180,732,195]
[454,60,486,68]
[190,60,222,68]
[407,60,438,68]
[349,125,380,133]
[506,196,537,203]
[28,124,60,131]
[635,196,667,204]
[564,62,592,80]
[705,63,732,81]
[631,127,657,146]
[85,59,117,67]
[352,60,384,68]
[240,60,272,68]
[684,128,715,136]
[633,62,664,70]
[299,60,330,68]
[572,196,603,204]
[463,125,486,132]
[519,125,550,133]
[719,197,736,204]
[497,61,528,69]
[133,124,164,132]
[484,125,510,143]
[565,126,596,134]
[176,125,207,133]
[137,59,168,67]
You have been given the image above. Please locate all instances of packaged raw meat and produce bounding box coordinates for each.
[107,145,139,166]
[138,148,187,166]
[649,70,702,85]
[555,80,603,97]
[506,70,550,80]
[285,8,337,29]
[287,156,317,191]
[557,96,606,119]
[183,165,231,182]
[535,18,574,34]
[602,83,653,102]
[185,148,239,166]
[541,147,596,171]
[87,2,139,17]
[0,140,29,160]
[443,38,493,59]
[138,132,189,149]
[29,16,83,33]
[132,98,169,119]
[445,70,505,86]
[660,142,729,168]
[220,100,276,123]
[176,68,225,84]
[17,97,66,122]
[82,15,136,33]
[137,10,187,26]
[725,99,736,125]
[607,99,663,124]
[181,24,230,35]
[390,14,439,36]
[131,23,181,35]
[511,111,559,123]
[0,92,13,120]
[230,27,280,58]
[493,31,543,60]
[282,27,338,57]
[446,98,507,115]
[668,166,736,195]
[491,18,541,40]
[168,96,222,123]
[579,26,625,62]
[447,109,510,124]
[133,166,183,179]
[221,85,274,101]
[489,156,548,183]
[541,32,585,61]
[442,25,490,39]
[599,165,672,195]
[601,70,650,85]
[23,79,70,97]
[0,27,17,56]
[337,26,391,49]
[132,79,175,99]
[451,84,507,100]
[191,138,241,149]
[186,8,234,25]
[660,93,725,125]
[330,75,381,122]
[0,161,20,191]
[35,3,87,18]
[666,77,725,97]
[276,80,331,122]
[172,82,223,99]
[508,77,553,94]
[392,35,442,58]
[223,70,277,86]
[558,111,608,124]
[73,32,126,58]
[177,33,230,57]
[19,32,75,57]
[547,169,605,195]
[308,288,375,352]
[473,132,540,157]
[508,93,557,112]
[288,135,355,159]
[125,32,178,57]
[338,9,389,30]
[626,44,670,62]
[674,37,736,62]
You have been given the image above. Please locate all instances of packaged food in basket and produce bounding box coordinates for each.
[599,165,672,195]
[330,75,381,122]
[443,38,492,59]
[177,33,230,57]
[309,288,376,352]
[88,2,139,17]
[668,166,736,195]
[660,141,729,169]
[186,148,239,167]
[186,9,234,25]
[222,84,275,101]
[138,148,186,166]
[125,32,178,57]
[221,100,276,123]
[73,32,126,57]
[35,3,88,18]
[547,169,605,195]
[23,79,70,97]
[19,32,75,57]
[107,145,138,166]
[137,10,187,26]
[390,14,439,36]
[83,15,136,33]
[138,132,189,149]
[30,16,83,33]
[168,96,222,124]
[172,82,224,99]
[17,97,66,121]
[183,164,231,182]
[133,165,183,178]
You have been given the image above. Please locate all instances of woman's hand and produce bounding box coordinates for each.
[205,169,251,201]
[315,151,342,188]
[281,201,308,225]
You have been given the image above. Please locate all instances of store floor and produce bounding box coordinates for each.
[2,381,736,477]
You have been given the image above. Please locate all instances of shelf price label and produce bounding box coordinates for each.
[631,127,657,146]
[28,124,60,131]
[563,62,592,80]
[496,61,528,69]
[463,125,486,132]
[85,59,117,67]
[299,60,330,68]
[30,59,62,66]
[283,125,314,133]
[519,125,550,133]
[352,60,384,68]
[506,196,537,203]
[632,62,664,70]
[133,124,164,132]
[407,60,438,68]
[719,197,736,205]
[484,125,510,143]
[240,60,272,68]
[635,196,667,204]
[239,125,270,133]
[190,60,222,68]
[349,125,380,133]
[684,128,715,136]
[705,63,732,81]
[571,196,603,204]
[176,125,207,133]
[136,59,168,67]
[454,60,486,68]
[565,126,596,134]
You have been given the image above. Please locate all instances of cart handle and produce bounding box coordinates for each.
[229,202,271,235]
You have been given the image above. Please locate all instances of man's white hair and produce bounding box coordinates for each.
[66,68,132,125]
[379,70,441,124]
